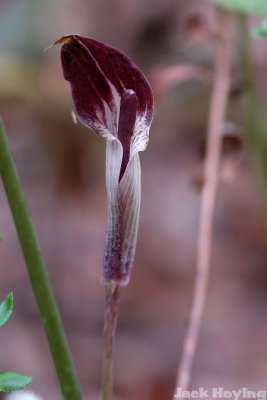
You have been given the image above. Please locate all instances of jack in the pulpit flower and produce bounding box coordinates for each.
[55,34,153,286]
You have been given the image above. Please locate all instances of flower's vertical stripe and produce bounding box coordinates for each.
[102,145,141,286]
[119,154,141,285]
[103,139,123,284]
[102,88,141,286]
[118,89,138,180]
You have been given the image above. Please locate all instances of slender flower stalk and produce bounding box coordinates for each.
[55,35,153,400]
[101,285,121,400]
[0,118,82,400]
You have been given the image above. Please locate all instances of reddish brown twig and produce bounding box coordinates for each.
[176,7,233,393]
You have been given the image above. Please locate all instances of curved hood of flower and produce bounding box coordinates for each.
[55,34,153,286]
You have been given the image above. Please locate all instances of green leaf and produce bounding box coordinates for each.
[0,293,13,327]
[253,19,267,37]
[209,0,267,14]
[0,371,32,392]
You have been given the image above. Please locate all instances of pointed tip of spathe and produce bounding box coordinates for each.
[44,34,79,52]
[53,35,77,46]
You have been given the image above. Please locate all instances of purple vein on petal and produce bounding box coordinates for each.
[118,90,138,181]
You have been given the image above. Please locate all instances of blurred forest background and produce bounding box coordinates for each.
[1,0,267,399]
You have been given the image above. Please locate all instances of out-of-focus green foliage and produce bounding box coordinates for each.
[0,372,32,392]
[0,293,32,392]
[209,0,267,14]
[0,57,38,101]
[0,293,13,327]
[253,19,267,37]
[0,0,48,60]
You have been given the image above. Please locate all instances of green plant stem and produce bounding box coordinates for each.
[236,13,267,233]
[0,117,82,400]
[101,284,121,400]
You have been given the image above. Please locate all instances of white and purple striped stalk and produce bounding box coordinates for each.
[55,35,153,287]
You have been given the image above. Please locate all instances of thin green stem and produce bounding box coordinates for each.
[101,284,121,400]
[0,117,82,400]
[236,13,267,234]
